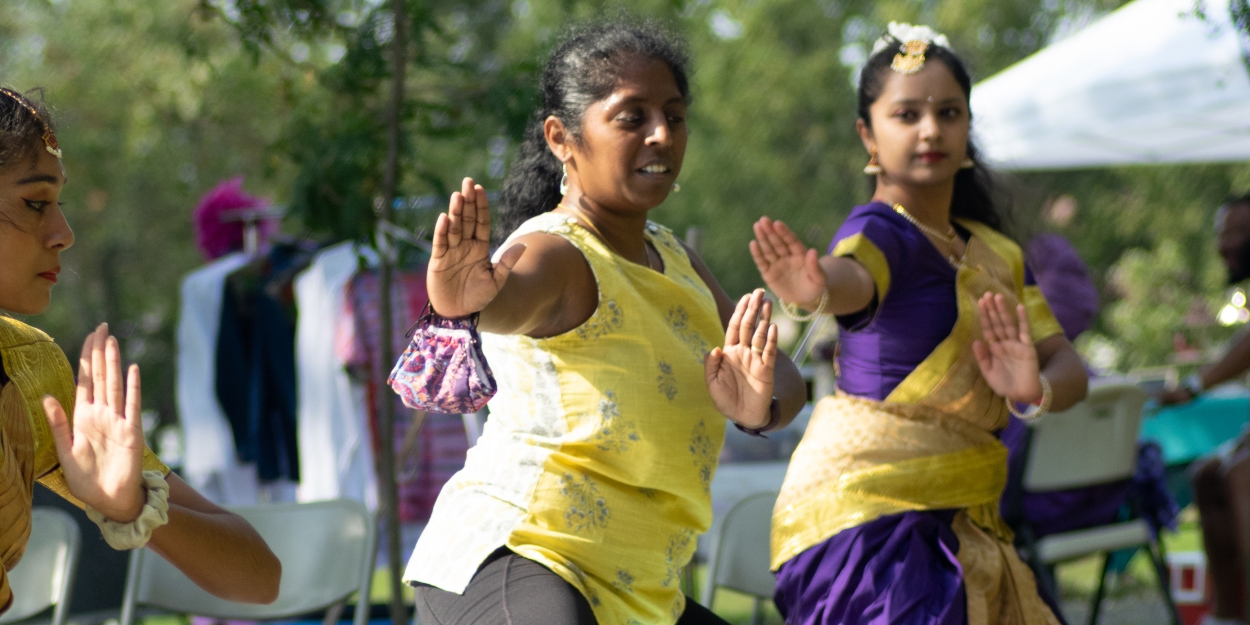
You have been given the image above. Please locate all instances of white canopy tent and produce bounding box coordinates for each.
[970,0,1250,170]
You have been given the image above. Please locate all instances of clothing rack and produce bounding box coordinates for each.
[219,206,287,256]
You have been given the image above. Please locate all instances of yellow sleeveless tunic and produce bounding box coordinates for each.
[405,212,726,625]
[0,317,168,613]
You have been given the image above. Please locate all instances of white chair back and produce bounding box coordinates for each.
[701,491,777,604]
[1023,383,1146,492]
[120,499,376,625]
[0,508,80,625]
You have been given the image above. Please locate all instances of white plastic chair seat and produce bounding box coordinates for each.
[121,498,375,625]
[1035,519,1152,564]
[0,508,79,625]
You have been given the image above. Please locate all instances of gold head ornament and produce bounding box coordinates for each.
[891,40,930,75]
[0,88,62,159]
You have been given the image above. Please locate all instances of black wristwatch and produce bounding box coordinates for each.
[735,397,782,438]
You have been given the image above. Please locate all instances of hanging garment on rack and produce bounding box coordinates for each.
[176,251,262,505]
[295,242,378,510]
[341,267,468,523]
[216,240,320,482]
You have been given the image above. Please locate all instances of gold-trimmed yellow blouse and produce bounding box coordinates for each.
[0,317,167,613]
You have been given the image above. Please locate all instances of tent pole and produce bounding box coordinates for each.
[377,0,408,624]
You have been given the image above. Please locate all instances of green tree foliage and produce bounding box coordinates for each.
[4,0,1249,437]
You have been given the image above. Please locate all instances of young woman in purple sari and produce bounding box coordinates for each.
[749,24,1089,625]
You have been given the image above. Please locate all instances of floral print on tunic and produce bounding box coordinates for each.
[689,420,716,494]
[561,472,611,533]
[591,390,640,453]
[577,300,624,341]
[662,528,695,588]
[666,306,712,363]
[656,361,678,401]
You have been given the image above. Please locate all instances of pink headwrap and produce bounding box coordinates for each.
[192,177,277,260]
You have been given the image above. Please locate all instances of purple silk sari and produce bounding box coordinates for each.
[773,204,1068,625]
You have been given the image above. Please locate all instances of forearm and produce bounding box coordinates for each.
[146,505,280,603]
[1200,331,1250,388]
[771,353,808,429]
[1038,336,1088,412]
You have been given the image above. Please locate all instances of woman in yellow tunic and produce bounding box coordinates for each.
[750,25,1090,625]
[403,21,808,625]
[0,88,280,612]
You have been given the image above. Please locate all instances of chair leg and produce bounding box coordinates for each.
[1145,539,1182,625]
[1088,552,1111,625]
[323,601,346,625]
[750,597,763,625]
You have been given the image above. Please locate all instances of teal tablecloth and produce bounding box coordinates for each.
[1140,386,1249,465]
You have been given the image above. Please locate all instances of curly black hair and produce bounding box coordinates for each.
[0,87,56,173]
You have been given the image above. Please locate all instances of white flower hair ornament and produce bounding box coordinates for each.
[871,22,952,75]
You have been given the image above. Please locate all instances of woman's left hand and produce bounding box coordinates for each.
[972,293,1042,403]
[42,324,146,523]
[706,289,778,428]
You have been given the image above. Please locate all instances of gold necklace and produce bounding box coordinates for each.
[558,203,658,270]
[890,203,964,268]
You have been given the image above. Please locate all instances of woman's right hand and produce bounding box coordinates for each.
[749,217,828,309]
[427,177,526,318]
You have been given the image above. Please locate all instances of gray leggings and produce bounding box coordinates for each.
[414,548,729,625]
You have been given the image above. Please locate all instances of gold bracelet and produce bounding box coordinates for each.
[779,289,828,322]
[1006,375,1052,421]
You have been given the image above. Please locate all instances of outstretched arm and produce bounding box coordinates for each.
[43,324,280,604]
[973,293,1088,412]
[1159,330,1250,405]
[685,243,806,428]
[427,177,586,337]
[750,217,876,316]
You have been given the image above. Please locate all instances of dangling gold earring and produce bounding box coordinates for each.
[960,157,975,169]
[863,148,882,175]
[559,163,569,195]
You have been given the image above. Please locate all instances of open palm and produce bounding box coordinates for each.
[43,324,145,523]
[749,217,827,309]
[426,177,526,318]
[972,293,1042,403]
[705,290,778,429]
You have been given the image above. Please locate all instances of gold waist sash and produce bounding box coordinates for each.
[771,394,1059,625]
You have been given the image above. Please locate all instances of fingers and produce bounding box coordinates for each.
[750,298,772,352]
[473,183,491,243]
[971,339,990,366]
[42,396,73,455]
[459,177,478,242]
[761,322,779,367]
[1014,303,1031,344]
[77,329,97,407]
[773,220,810,258]
[91,325,108,410]
[738,289,765,347]
[725,293,748,346]
[748,240,769,271]
[125,364,142,427]
[105,335,124,413]
[705,346,723,371]
[432,213,450,260]
[978,293,1017,344]
[446,190,464,248]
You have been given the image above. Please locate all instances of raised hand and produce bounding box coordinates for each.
[972,293,1043,403]
[42,324,145,522]
[427,177,527,318]
[749,217,827,309]
[706,289,779,428]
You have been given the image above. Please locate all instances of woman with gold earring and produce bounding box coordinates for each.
[750,23,1088,625]
[0,88,281,612]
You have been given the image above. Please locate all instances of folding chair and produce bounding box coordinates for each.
[1015,384,1180,625]
[699,492,778,625]
[0,508,80,625]
[120,498,376,625]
